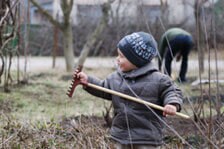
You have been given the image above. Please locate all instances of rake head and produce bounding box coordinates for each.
[66,65,83,98]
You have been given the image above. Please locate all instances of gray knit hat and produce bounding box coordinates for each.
[117,32,158,67]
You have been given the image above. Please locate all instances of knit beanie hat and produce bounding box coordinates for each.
[117,32,158,67]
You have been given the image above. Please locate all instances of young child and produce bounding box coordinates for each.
[75,32,183,149]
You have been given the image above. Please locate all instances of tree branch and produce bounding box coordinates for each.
[0,6,9,26]
[29,0,63,30]
[61,0,73,27]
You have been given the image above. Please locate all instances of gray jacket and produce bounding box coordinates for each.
[85,62,183,146]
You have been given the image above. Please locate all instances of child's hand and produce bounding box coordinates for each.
[74,70,88,85]
[163,104,177,117]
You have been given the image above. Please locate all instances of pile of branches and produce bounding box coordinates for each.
[0,115,113,148]
[1,114,224,148]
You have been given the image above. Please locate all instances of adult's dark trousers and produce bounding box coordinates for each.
[164,49,188,81]
[163,36,192,82]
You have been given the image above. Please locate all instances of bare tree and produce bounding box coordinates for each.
[0,0,19,92]
[76,0,114,67]
[29,0,74,72]
[194,0,206,74]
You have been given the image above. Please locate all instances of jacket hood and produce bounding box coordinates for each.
[118,62,158,79]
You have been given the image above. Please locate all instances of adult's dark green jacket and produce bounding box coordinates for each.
[158,28,192,59]
[84,62,183,146]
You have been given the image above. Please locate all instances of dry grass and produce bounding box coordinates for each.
[0,55,224,148]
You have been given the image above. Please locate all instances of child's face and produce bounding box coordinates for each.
[116,49,137,72]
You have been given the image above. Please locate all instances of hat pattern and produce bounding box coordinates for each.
[118,32,158,67]
[125,33,157,62]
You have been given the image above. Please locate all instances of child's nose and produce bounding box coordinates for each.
[116,56,119,62]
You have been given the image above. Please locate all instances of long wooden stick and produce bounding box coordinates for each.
[87,83,190,119]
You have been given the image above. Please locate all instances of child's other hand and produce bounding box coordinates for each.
[163,104,177,117]
[75,70,88,85]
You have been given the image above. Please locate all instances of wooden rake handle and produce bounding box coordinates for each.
[86,83,190,119]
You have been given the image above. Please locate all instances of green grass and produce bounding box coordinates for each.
[0,69,112,123]
[0,65,223,124]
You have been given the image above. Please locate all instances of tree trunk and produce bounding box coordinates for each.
[76,1,112,67]
[195,0,204,73]
[77,34,97,66]
[52,26,58,68]
[63,24,74,72]
[29,0,74,72]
